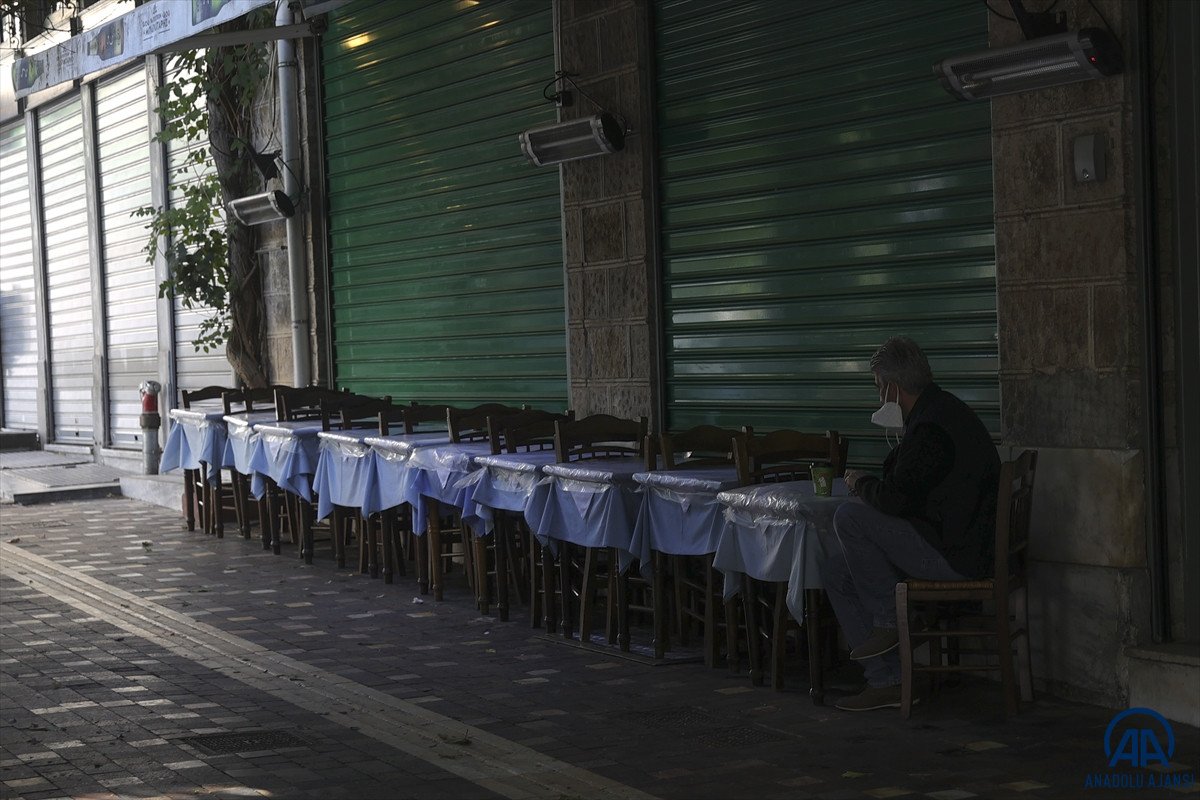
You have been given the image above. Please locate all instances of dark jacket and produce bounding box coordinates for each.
[856,383,1000,578]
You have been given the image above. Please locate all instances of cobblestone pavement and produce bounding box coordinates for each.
[1,498,1196,800]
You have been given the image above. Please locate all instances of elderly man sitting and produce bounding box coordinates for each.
[820,336,1000,712]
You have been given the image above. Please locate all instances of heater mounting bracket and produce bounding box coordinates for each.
[1008,0,1068,40]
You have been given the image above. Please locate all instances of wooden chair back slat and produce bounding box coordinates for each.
[447,403,528,443]
[659,424,751,470]
[488,409,573,454]
[181,385,229,408]
[553,414,648,463]
[734,429,848,485]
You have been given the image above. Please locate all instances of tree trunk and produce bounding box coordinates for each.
[206,43,268,389]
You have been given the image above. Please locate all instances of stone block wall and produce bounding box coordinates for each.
[991,0,1148,706]
[557,0,660,426]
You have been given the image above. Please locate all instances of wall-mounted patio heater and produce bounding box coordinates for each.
[519,112,625,167]
[227,190,295,226]
[934,28,1122,101]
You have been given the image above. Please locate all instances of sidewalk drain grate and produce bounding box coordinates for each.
[180,730,310,754]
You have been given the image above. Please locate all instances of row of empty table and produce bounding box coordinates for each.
[161,409,853,674]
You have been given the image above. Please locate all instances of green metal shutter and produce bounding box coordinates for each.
[655,0,998,463]
[322,0,566,407]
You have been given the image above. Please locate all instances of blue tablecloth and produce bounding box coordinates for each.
[362,433,452,523]
[456,450,560,535]
[713,479,853,622]
[248,420,323,502]
[313,431,376,520]
[160,407,226,478]
[629,465,741,573]
[524,457,646,574]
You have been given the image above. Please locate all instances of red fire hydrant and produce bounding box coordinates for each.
[139,380,162,475]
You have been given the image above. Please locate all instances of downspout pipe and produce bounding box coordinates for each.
[277,0,311,387]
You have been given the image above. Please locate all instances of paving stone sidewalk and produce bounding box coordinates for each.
[1,497,1197,800]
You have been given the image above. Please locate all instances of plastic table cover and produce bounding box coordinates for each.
[401,441,494,535]
[523,457,647,573]
[222,412,276,480]
[627,466,741,574]
[455,450,560,535]
[247,420,323,501]
[160,407,227,477]
[313,430,376,521]
[712,479,853,622]
[362,433,452,519]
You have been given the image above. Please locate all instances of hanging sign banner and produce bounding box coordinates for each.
[11,0,273,99]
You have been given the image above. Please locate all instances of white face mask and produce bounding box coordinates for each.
[871,382,905,430]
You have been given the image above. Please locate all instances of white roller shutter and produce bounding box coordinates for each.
[0,121,40,431]
[97,68,157,448]
[39,95,94,443]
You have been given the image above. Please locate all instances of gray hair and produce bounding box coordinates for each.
[870,336,933,394]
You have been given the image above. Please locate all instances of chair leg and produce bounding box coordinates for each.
[996,594,1019,717]
[896,583,915,718]
[331,507,346,569]
[724,591,741,674]
[258,493,271,551]
[211,466,225,539]
[805,588,824,705]
[652,553,667,660]
[379,514,396,584]
[578,546,597,643]
[415,529,430,594]
[770,583,788,692]
[182,469,197,531]
[742,576,764,686]
[494,523,509,622]
[559,545,576,640]
[428,500,443,600]
[1015,585,1034,703]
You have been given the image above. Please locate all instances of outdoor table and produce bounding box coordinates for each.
[630,465,741,570]
[220,411,278,545]
[461,450,561,625]
[404,440,494,602]
[313,430,377,570]
[714,479,853,701]
[161,406,227,535]
[524,457,647,642]
[629,465,742,661]
[363,432,453,592]
[250,420,323,563]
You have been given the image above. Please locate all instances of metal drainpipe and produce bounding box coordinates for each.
[277,0,311,387]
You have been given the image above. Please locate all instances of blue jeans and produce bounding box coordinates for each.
[818,501,966,688]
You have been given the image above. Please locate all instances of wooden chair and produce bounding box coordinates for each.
[460,409,572,622]
[657,425,750,668]
[896,449,1037,718]
[179,385,232,538]
[552,414,649,645]
[221,387,281,544]
[447,403,528,444]
[732,428,848,695]
[321,395,396,576]
[273,387,357,564]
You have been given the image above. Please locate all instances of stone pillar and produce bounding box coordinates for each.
[557,0,659,426]
[991,0,1149,705]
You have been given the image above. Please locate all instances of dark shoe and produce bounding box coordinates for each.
[849,626,899,660]
[833,684,913,712]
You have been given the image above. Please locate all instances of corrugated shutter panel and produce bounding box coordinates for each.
[165,55,229,395]
[322,0,567,407]
[97,67,156,448]
[655,0,998,464]
[0,120,40,431]
[38,95,94,443]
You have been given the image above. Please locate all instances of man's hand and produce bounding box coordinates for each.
[843,469,871,495]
